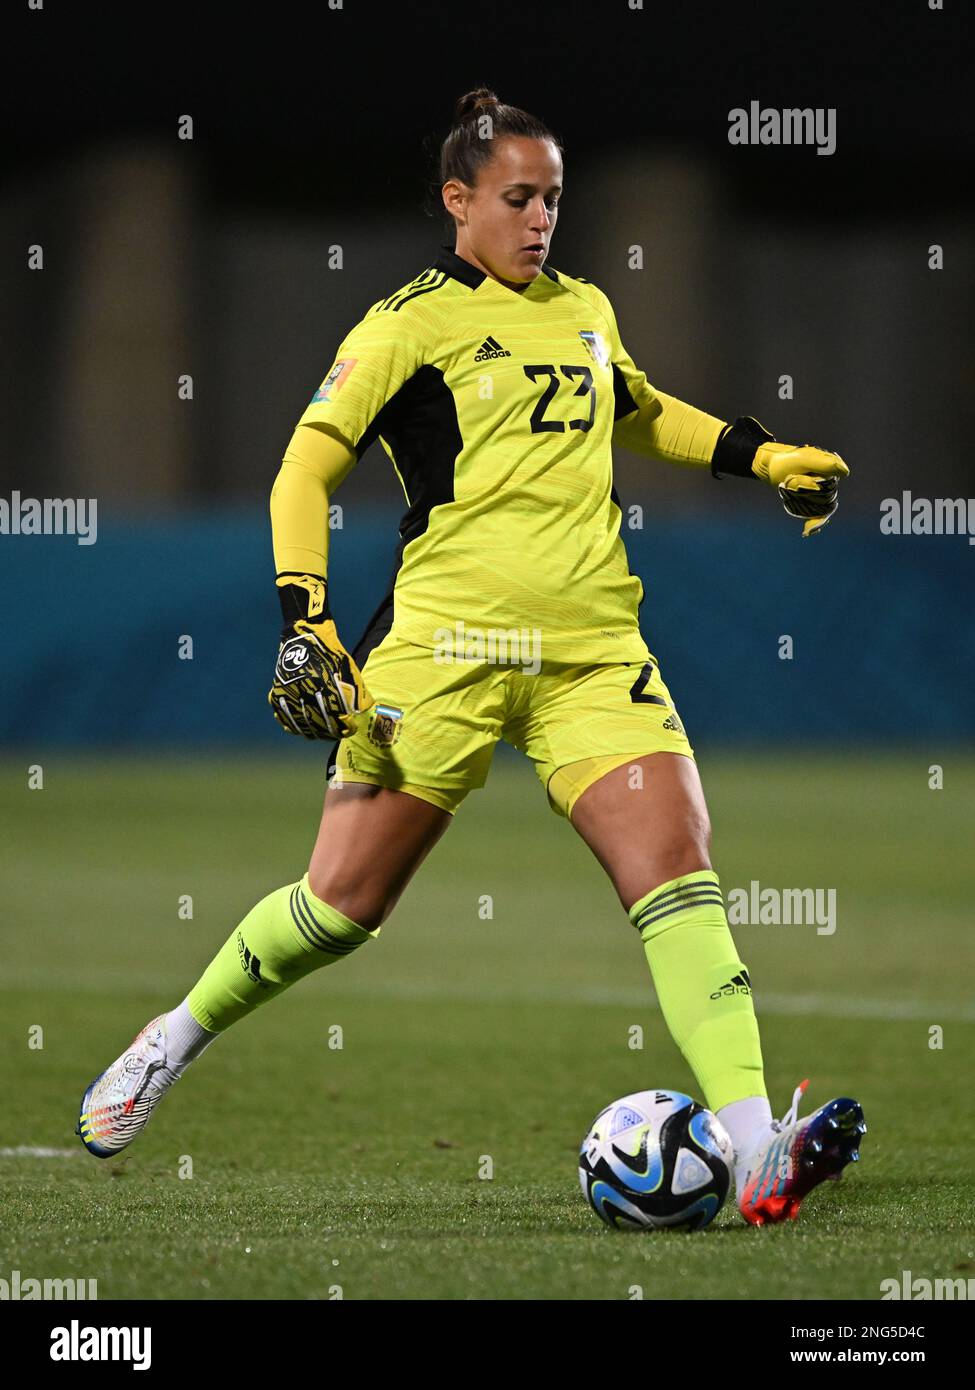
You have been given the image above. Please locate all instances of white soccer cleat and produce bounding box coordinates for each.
[76,1015,178,1158]
[736,1078,866,1226]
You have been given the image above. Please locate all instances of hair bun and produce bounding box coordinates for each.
[454,87,501,124]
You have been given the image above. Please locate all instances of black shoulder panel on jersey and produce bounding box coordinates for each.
[373,365,462,544]
[348,364,463,666]
[612,364,640,421]
[354,367,462,536]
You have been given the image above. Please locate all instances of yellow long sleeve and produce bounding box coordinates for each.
[613,390,726,469]
[269,423,357,577]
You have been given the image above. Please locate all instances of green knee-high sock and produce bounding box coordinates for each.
[628,869,767,1113]
[186,874,378,1032]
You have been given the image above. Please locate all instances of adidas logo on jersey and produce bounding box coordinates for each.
[710,970,751,1000]
[473,335,511,362]
[661,712,685,735]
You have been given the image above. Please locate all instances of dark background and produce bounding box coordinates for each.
[1,0,972,741]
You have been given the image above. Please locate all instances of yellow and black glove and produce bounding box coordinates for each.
[711,417,850,537]
[268,574,373,740]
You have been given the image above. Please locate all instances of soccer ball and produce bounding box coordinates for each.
[579,1089,733,1231]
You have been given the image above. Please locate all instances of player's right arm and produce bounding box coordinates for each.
[268,422,372,739]
[267,300,426,739]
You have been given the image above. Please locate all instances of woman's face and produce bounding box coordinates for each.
[444,135,563,291]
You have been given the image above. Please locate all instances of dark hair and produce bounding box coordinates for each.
[424,87,563,233]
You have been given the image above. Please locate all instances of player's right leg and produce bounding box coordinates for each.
[76,782,451,1158]
[77,629,501,1159]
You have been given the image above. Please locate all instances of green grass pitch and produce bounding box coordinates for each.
[1,749,973,1300]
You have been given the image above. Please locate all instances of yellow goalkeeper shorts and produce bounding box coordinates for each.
[332,630,694,818]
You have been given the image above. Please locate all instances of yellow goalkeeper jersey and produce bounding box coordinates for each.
[297,243,660,665]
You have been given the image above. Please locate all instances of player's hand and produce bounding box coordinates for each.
[268,575,373,739]
[269,618,374,740]
[752,441,850,538]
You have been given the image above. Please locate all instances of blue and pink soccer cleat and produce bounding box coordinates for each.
[736,1079,866,1226]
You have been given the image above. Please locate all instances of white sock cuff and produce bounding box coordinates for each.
[164,999,219,1070]
[717,1095,774,1163]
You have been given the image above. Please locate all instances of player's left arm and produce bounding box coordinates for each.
[600,289,850,537]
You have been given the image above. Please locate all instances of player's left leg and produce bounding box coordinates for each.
[566,748,710,908]
[508,659,771,1141]
[568,749,774,1145]
[568,749,865,1225]
[513,657,865,1224]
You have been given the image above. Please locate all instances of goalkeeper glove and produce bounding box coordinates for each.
[268,574,373,740]
[711,417,850,537]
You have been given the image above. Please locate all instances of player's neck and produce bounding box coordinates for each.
[452,240,529,294]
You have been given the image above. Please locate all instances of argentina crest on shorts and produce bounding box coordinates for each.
[367,703,405,747]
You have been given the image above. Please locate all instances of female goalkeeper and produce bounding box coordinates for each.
[77,88,864,1225]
